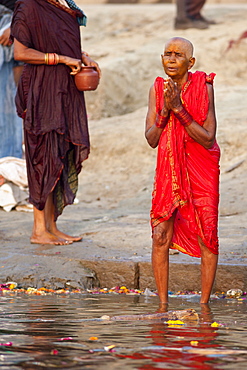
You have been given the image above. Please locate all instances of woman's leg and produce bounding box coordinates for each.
[31,198,70,245]
[152,213,176,304]
[45,193,82,242]
[199,237,218,304]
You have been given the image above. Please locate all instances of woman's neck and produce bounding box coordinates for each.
[171,73,189,92]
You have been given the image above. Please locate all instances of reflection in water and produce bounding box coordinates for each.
[0,294,246,369]
[119,305,222,370]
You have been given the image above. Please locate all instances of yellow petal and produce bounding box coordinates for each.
[211,322,220,327]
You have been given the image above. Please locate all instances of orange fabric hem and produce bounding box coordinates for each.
[170,242,219,258]
[170,243,200,258]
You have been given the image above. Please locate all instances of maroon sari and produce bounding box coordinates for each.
[11,0,89,219]
[151,71,220,257]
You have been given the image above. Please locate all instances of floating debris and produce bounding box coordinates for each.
[0,342,13,347]
[104,345,116,352]
[166,320,185,326]
[59,337,74,341]
[50,349,59,355]
[100,309,198,323]
[211,322,222,328]
[0,283,246,300]
[226,289,243,298]
[143,287,156,296]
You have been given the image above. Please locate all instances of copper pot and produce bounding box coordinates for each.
[74,66,100,91]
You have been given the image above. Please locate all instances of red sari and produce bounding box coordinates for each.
[151,71,220,257]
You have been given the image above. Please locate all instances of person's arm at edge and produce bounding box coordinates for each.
[14,38,81,75]
[0,27,11,46]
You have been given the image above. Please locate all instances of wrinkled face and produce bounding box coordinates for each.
[161,39,194,79]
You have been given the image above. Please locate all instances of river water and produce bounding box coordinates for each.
[0,293,246,369]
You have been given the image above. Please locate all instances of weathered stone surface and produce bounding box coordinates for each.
[138,261,155,290]
[138,261,247,293]
[81,260,138,289]
[169,263,201,292]
[214,265,247,292]
[0,255,99,290]
[139,262,201,291]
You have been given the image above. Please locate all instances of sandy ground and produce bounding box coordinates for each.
[79,2,247,248]
[0,2,246,292]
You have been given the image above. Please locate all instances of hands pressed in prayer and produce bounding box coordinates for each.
[163,78,182,113]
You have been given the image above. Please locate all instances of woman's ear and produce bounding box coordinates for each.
[188,57,195,70]
[161,54,165,69]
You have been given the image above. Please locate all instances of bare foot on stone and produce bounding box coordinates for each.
[30,231,73,245]
[49,229,82,242]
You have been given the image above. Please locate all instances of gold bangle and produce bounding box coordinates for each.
[46,53,59,65]
[44,53,49,65]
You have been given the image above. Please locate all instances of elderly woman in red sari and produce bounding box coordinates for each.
[145,37,220,305]
[11,0,101,245]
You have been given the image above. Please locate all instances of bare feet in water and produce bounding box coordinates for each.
[30,230,73,245]
[156,303,169,313]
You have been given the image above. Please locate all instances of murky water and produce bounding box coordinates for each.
[0,293,246,369]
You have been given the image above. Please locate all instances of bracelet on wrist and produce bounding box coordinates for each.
[155,114,169,129]
[45,53,59,65]
[174,107,193,127]
[44,53,49,65]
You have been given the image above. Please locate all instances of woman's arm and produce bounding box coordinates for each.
[145,84,169,148]
[14,38,82,75]
[164,78,217,149]
[172,84,217,149]
[183,84,217,148]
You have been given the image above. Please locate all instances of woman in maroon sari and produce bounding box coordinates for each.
[145,37,220,305]
[11,0,100,245]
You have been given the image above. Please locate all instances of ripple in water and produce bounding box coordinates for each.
[0,294,246,369]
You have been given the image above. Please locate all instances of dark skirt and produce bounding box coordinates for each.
[24,128,89,220]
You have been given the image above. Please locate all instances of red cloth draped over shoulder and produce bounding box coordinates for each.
[151,71,220,257]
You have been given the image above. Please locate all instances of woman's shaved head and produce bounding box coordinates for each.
[164,37,194,59]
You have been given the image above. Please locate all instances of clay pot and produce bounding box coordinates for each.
[74,66,100,91]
